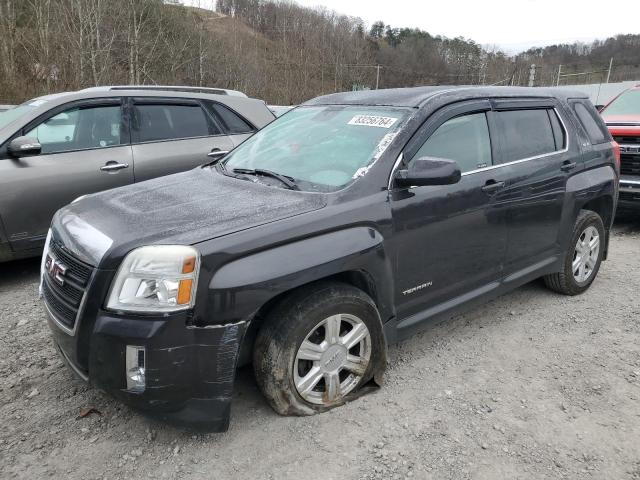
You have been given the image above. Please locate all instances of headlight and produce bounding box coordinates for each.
[106,245,200,313]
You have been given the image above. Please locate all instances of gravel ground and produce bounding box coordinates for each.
[1,219,639,480]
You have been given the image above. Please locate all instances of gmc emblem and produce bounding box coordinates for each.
[45,254,68,286]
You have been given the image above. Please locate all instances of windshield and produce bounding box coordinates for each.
[222,105,411,192]
[603,89,640,116]
[0,103,39,129]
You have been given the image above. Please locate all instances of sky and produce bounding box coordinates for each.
[186,0,640,54]
[294,0,640,53]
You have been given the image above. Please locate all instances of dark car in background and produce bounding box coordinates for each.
[599,84,640,211]
[41,86,618,431]
[0,86,275,262]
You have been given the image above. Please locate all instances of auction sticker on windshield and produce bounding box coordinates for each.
[348,115,398,128]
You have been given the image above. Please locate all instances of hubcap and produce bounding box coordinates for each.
[293,313,371,405]
[573,226,600,283]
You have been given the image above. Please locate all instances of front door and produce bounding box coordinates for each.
[0,99,133,252]
[390,101,509,321]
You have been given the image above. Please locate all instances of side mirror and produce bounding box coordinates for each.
[8,136,42,157]
[395,156,461,187]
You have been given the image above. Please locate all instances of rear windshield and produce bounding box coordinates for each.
[603,89,640,116]
[223,105,411,192]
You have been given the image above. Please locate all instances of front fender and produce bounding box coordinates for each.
[205,226,394,326]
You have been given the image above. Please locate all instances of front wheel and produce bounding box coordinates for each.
[544,210,605,295]
[253,282,385,416]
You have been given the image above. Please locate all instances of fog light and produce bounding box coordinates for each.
[126,346,146,392]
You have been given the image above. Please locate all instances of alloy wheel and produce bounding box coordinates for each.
[572,225,600,283]
[293,313,371,405]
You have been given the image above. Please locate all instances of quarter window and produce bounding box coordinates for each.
[494,109,557,161]
[571,102,608,145]
[133,103,217,143]
[412,112,492,173]
[208,102,254,134]
[25,105,122,154]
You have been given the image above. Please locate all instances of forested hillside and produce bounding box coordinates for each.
[1,0,639,105]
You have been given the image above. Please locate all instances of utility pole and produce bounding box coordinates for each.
[606,57,613,83]
[528,64,536,87]
[375,64,381,90]
[556,64,562,86]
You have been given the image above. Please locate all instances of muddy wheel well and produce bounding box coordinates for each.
[237,271,380,367]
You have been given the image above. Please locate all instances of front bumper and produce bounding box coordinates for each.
[618,177,640,211]
[45,305,247,431]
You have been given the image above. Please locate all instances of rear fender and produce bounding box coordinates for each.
[561,165,617,257]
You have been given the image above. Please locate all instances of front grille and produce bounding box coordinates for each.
[620,153,640,176]
[620,190,640,203]
[43,239,94,332]
[614,136,640,145]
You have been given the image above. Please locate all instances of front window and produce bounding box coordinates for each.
[222,105,411,192]
[603,89,640,116]
[25,104,122,154]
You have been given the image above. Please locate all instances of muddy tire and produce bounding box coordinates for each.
[544,210,605,296]
[253,281,385,416]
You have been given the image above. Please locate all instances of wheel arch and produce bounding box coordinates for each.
[236,270,388,367]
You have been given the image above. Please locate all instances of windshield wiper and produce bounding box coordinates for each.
[232,168,299,190]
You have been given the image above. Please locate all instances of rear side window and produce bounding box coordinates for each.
[571,101,608,144]
[548,109,566,150]
[494,109,557,161]
[208,102,254,134]
[133,103,218,143]
[412,112,492,173]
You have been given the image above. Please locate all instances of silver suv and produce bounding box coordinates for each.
[0,86,275,262]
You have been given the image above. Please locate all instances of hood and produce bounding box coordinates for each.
[52,167,326,267]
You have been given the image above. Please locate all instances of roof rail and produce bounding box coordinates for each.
[81,85,248,97]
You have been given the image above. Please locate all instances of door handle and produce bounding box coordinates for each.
[561,161,577,172]
[100,162,129,172]
[481,180,505,194]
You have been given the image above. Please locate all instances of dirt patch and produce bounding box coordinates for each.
[1,221,639,479]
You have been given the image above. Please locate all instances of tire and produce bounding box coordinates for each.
[543,210,605,296]
[253,281,385,416]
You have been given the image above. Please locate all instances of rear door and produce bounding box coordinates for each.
[0,98,133,252]
[130,97,234,182]
[489,100,576,275]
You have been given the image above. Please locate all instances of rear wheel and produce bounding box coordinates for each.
[253,282,385,416]
[544,210,605,295]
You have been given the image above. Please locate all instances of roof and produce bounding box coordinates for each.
[303,85,589,108]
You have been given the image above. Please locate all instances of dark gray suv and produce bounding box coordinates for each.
[42,86,618,431]
[0,86,275,262]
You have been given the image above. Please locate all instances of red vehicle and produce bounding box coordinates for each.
[600,85,640,212]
